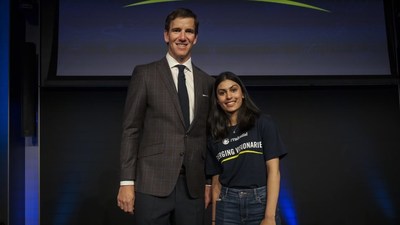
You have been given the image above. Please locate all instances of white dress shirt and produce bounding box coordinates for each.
[166,53,195,124]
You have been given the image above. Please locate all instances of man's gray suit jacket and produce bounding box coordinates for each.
[120,57,215,198]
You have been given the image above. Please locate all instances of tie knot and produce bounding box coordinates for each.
[176,65,186,73]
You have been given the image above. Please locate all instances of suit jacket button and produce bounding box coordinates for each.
[180,152,185,156]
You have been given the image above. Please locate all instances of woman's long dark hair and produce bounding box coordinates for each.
[208,72,261,141]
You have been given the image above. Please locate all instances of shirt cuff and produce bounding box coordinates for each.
[120,180,134,186]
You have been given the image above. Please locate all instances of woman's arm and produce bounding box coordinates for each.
[262,158,281,225]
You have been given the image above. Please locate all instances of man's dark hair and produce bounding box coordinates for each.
[165,8,199,35]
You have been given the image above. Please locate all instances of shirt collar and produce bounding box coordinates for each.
[166,53,193,72]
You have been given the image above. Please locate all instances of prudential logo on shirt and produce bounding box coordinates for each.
[222,132,249,145]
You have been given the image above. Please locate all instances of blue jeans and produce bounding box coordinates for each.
[216,186,281,225]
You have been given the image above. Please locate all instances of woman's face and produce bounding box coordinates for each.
[216,79,244,120]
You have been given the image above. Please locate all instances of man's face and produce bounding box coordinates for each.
[164,17,198,63]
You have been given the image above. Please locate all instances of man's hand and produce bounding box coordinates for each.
[117,185,135,214]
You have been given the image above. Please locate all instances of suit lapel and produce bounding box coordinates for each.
[157,58,187,129]
[190,66,204,131]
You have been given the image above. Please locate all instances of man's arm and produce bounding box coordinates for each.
[118,66,147,213]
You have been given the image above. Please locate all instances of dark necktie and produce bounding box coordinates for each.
[177,65,190,129]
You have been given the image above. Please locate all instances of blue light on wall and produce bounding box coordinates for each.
[344,125,399,224]
[368,170,396,223]
[0,0,10,224]
[0,0,9,137]
[280,177,298,225]
[26,145,39,225]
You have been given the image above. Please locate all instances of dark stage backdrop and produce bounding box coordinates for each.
[40,86,400,225]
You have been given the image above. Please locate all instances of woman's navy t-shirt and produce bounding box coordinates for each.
[206,114,287,188]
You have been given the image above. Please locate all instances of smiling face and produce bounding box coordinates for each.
[216,79,245,125]
[164,17,198,63]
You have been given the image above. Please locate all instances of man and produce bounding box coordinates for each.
[117,8,214,225]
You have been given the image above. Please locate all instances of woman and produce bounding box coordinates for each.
[206,72,287,225]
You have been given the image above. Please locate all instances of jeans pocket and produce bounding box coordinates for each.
[256,191,266,204]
